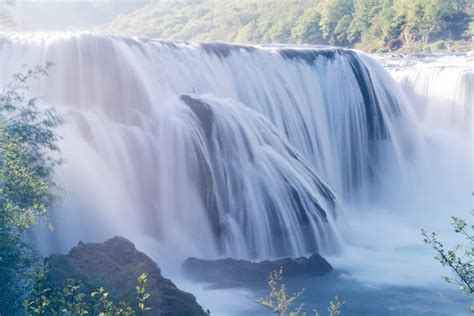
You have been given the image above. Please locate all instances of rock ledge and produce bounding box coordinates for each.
[46,236,207,316]
[183,253,332,288]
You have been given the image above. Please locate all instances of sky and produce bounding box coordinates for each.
[4,0,149,31]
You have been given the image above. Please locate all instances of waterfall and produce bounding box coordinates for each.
[376,53,473,203]
[0,33,419,259]
[376,53,473,135]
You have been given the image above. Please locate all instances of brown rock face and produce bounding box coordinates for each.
[45,236,208,316]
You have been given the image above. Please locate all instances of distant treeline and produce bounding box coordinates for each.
[106,0,473,52]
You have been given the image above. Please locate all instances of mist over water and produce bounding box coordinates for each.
[334,53,472,285]
[0,33,471,315]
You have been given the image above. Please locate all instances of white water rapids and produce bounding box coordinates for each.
[0,35,472,315]
[0,33,425,260]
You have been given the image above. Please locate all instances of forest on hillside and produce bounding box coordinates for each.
[106,0,473,52]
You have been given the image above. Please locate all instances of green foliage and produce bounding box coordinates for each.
[250,267,305,316]
[394,0,471,47]
[136,273,151,315]
[291,7,324,44]
[318,0,354,46]
[91,286,136,316]
[24,268,151,316]
[327,296,344,316]
[0,64,63,315]
[23,267,52,315]
[249,267,343,316]
[0,63,62,230]
[422,211,474,312]
[106,0,473,52]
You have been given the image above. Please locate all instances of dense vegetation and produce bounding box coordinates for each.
[24,270,151,315]
[106,0,473,52]
[0,64,62,314]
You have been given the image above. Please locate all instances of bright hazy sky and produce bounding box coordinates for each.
[6,1,149,31]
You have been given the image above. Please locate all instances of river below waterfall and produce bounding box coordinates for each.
[176,274,470,315]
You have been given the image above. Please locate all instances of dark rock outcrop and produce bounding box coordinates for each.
[183,253,332,288]
[45,236,207,316]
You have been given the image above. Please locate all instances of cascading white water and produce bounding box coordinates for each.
[322,53,473,289]
[0,33,420,260]
[376,53,473,205]
[376,53,473,135]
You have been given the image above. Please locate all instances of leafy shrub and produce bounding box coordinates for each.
[249,267,344,316]
[24,268,152,316]
[0,64,62,315]
[423,210,474,312]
